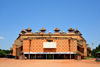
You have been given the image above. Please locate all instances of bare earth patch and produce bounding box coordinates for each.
[0,58,100,67]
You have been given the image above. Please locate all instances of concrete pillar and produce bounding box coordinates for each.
[28,54,30,59]
[64,54,65,59]
[46,54,47,59]
[70,53,71,59]
[35,54,36,59]
[53,54,54,59]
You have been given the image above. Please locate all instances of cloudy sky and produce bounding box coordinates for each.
[0,0,100,50]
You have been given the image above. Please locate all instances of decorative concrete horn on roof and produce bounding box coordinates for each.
[61,30,66,34]
[21,28,26,34]
[39,27,46,32]
[74,28,79,34]
[48,31,52,34]
[68,27,74,32]
[26,27,32,32]
[32,31,34,34]
[54,27,60,32]
[35,30,40,34]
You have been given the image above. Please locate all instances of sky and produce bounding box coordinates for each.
[0,0,100,50]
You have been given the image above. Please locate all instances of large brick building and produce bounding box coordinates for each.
[10,27,91,59]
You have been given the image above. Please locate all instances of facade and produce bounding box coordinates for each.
[10,27,91,59]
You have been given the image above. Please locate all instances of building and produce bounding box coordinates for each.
[10,27,91,59]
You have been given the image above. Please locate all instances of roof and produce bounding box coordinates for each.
[16,33,85,40]
[68,27,74,31]
[39,27,46,31]
[79,31,82,35]
[54,27,60,31]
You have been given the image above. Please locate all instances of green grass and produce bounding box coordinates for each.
[84,56,95,59]
[95,60,100,62]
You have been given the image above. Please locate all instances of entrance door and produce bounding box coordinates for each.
[47,54,53,59]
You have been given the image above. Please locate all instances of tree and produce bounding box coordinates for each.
[0,49,10,57]
[0,51,6,57]
[91,44,100,57]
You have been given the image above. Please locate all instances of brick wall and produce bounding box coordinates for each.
[23,39,77,53]
[23,40,29,52]
[70,40,77,52]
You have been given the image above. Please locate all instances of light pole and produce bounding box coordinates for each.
[92,43,94,50]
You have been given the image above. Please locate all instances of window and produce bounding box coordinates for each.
[21,41,23,44]
[77,41,79,44]
[48,40,51,42]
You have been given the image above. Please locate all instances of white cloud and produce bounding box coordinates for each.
[0,37,5,39]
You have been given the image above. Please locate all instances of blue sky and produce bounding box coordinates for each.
[0,0,100,50]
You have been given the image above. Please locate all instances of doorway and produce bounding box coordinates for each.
[47,54,54,59]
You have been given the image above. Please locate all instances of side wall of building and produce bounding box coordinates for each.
[12,44,16,56]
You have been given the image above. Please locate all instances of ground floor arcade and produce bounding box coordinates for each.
[25,54,75,59]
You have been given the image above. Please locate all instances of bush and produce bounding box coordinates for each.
[0,51,6,57]
[84,56,89,59]
[91,44,100,57]
[0,49,10,57]
[84,56,95,59]
[89,56,94,58]
[74,51,80,56]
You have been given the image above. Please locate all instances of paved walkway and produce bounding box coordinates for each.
[0,58,100,67]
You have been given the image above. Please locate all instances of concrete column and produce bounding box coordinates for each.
[46,54,47,59]
[35,54,36,59]
[70,53,71,59]
[28,54,30,59]
[84,48,87,56]
[64,54,65,59]
[53,54,54,59]
[16,48,17,59]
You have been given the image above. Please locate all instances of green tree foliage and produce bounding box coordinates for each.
[91,44,100,57]
[0,49,10,57]
[0,51,6,57]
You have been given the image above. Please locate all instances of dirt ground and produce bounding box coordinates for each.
[0,58,100,67]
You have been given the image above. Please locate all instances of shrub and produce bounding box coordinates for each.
[84,56,89,59]
[89,56,95,58]
[74,51,80,56]
[0,51,6,57]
